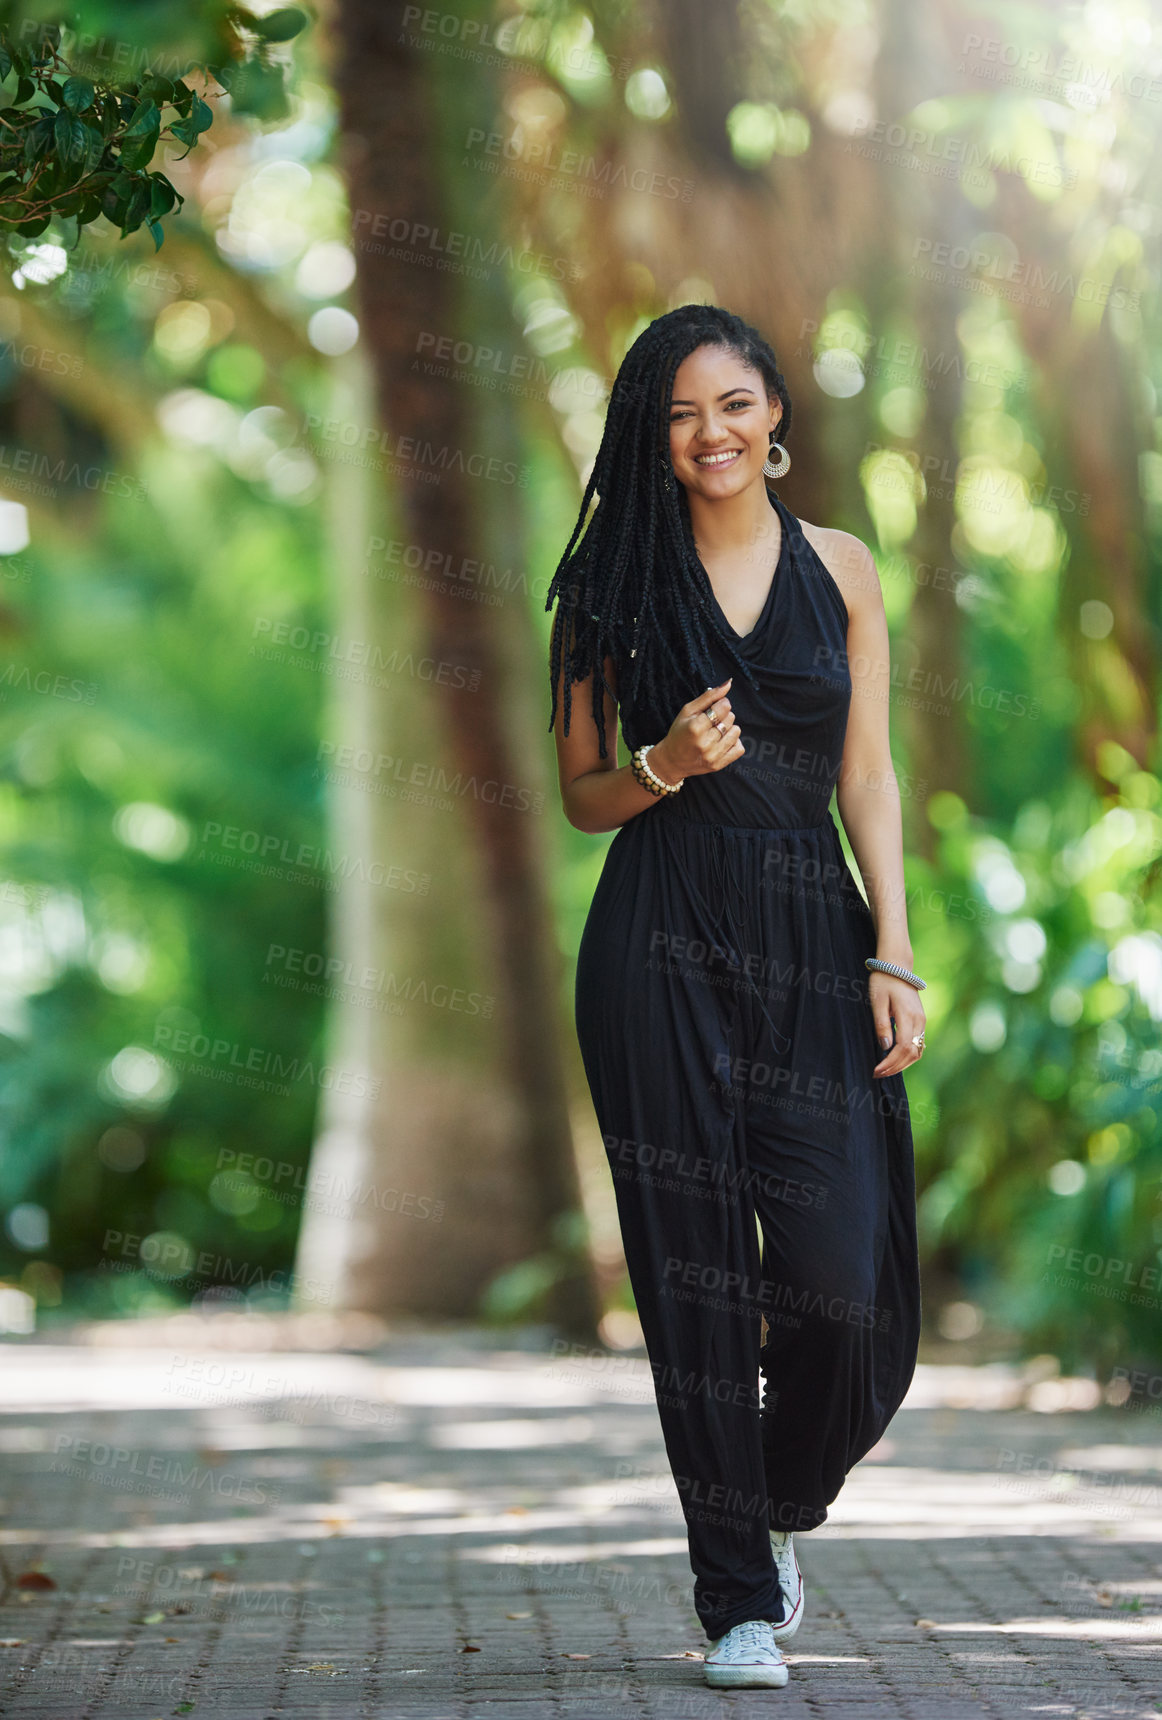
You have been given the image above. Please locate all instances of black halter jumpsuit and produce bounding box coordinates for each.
[573,490,922,1641]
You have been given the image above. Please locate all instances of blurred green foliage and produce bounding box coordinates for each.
[0,420,331,1319]
[0,17,335,1321]
[908,761,1162,1373]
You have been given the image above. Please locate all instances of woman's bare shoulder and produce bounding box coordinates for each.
[796,517,880,611]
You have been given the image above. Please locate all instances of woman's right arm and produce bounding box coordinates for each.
[552,622,744,834]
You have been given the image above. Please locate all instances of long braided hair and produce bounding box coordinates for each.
[545,303,794,759]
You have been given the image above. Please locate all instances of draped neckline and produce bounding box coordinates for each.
[702,489,790,647]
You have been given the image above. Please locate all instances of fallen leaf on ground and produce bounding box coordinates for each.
[142,1611,166,1624]
[16,1572,55,1590]
[460,1644,481,1653]
[506,1612,532,1620]
[915,1618,937,1629]
[563,1652,591,1659]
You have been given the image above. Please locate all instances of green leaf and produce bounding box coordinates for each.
[14,75,33,106]
[62,76,95,114]
[147,217,164,251]
[169,95,213,154]
[251,6,309,41]
[54,110,89,165]
[122,97,160,140]
[36,156,66,197]
[139,74,175,104]
[15,213,49,235]
[100,170,135,225]
[0,44,12,81]
[120,178,151,234]
[0,198,26,220]
[148,174,177,218]
[22,114,54,163]
[119,127,160,172]
[80,124,106,176]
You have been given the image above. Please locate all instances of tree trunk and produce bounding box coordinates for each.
[997,184,1158,776]
[872,0,973,844]
[293,0,601,1337]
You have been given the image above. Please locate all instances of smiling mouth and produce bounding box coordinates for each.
[693,449,744,467]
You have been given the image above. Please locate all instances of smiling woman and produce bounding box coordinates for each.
[666,346,790,638]
[545,302,926,1691]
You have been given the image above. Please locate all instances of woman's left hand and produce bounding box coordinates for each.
[869,970,926,1077]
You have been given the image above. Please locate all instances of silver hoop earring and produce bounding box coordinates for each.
[763,439,790,480]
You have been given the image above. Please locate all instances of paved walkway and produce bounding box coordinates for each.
[0,1315,1160,1717]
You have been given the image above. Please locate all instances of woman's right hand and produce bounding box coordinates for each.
[649,678,744,784]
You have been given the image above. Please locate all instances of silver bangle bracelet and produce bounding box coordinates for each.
[865,956,926,991]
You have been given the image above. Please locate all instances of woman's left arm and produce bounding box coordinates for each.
[826,533,925,1078]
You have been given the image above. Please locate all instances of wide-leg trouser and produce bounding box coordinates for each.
[574,812,922,1640]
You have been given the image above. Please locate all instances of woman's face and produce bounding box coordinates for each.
[666,343,782,499]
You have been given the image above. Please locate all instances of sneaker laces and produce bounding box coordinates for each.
[770,1530,795,1577]
[715,1619,780,1662]
[768,1532,799,1622]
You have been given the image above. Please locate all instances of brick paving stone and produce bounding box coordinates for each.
[0,1322,1159,1717]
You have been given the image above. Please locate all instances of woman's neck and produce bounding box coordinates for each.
[685,480,779,558]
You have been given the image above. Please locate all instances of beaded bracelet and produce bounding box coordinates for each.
[631,744,683,797]
[865,956,926,991]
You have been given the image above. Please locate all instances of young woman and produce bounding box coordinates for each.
[547,304,924,1692]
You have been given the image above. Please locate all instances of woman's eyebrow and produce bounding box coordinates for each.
[669,387,757,405]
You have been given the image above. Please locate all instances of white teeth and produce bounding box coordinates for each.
[695,450,741,466]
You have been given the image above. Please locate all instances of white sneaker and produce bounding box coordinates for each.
[703,1618,789,1688]
[769,1530,804,1640]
